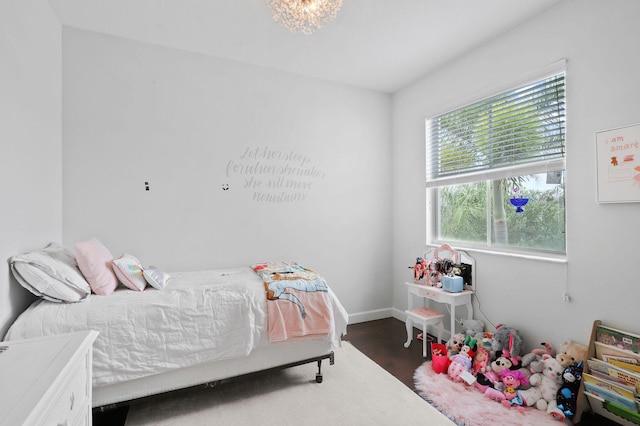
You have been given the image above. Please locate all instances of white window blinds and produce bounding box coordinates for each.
[426,72,566,187]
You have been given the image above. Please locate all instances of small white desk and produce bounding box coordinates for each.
[405,281,473,341]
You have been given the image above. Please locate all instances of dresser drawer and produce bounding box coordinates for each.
[46,353,90,426]
[0,332,97,426]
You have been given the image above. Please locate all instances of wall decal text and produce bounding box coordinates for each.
[225,146,326,203]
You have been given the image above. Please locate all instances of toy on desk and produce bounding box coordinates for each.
[412,257,428,283]
[442,275,463,292]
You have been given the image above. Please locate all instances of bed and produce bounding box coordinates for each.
[4,245,348,409]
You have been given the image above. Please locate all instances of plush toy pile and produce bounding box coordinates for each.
[435,321,588,422]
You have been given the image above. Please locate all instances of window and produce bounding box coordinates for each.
[426,70,566,256]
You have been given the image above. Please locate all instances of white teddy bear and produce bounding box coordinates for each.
[519,354,566,420]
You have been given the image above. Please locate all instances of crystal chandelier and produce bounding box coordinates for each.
[270,0,343,35]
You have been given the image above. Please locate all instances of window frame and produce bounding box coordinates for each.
[425,61,567,260]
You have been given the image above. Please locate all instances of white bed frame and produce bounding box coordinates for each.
[94,338,335,409]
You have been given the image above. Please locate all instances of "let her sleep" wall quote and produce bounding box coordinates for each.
[224,146,326,203]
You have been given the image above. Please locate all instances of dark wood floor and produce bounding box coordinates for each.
[94,318,614,425]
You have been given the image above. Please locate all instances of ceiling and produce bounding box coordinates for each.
[47,0,562,93]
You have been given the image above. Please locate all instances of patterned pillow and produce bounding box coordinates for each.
[75,238,119,295]
[112,253,147,291]
[143,266,171,290]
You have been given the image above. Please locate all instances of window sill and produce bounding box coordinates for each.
[427,243,567,264]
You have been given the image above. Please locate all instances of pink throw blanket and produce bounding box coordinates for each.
[252,262,333,342]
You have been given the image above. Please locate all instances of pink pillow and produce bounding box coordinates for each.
[75,238,118,295]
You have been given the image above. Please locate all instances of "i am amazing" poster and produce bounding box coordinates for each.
[596,123,640,203]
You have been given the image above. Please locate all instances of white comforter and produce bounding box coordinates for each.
[6,267,346,387]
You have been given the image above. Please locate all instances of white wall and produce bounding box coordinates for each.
[61,28,393,322]
[0,1,62,337]
[392,0,640,350]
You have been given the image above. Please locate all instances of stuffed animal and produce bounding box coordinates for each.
[477,331,495,358]
[446,333,466,357]
[448,336,477,382]
[485,369,529,414]
[472,347,490,376]
[522,342,556,374]
[519,354,566,420]
[492,324,525,362]
[460,318,485,336]
[476,352,517,393]
[556,361,584,419]
[556,340,588,369]
[499,370,529,413]
[533,342,556,357]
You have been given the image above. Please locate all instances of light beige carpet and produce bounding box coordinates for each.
[125,342,454,426]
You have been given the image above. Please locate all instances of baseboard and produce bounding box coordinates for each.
[347,308,394,324]
[348,308,452,342]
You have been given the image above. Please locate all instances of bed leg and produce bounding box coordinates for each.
[316,359,324,383]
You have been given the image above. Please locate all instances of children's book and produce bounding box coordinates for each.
[596,325,640,355]
[609,359,640,374]
[583,373,639,413]
[595,341,640,364]
[588,358,640,394]
[602,354,640,365]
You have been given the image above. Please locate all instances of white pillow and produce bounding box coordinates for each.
[75,238,119,295]
[10,242,91,303]
[112,253,147,291]
[143,266,171,290]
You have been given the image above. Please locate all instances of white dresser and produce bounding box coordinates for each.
[0,330,98,426]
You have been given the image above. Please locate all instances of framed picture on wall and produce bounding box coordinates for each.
[595,123,640,203]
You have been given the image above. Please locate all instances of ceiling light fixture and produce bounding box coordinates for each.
[270,0,343,35]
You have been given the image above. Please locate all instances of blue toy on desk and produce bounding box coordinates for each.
[442,275,463,292]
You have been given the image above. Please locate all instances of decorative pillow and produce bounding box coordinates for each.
[75,238,118,295]
[10,242,91,303]
[143,266,171,290]
[112,253,147,291]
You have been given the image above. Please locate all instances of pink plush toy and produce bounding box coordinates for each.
[499,370,529,413]
[484,369,529,414]
[532,342,556,357]
[472,347,489,376]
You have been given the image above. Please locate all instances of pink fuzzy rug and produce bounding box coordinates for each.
[414,362,572,426]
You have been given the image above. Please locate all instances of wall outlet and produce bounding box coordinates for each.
[563,292,570,302]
